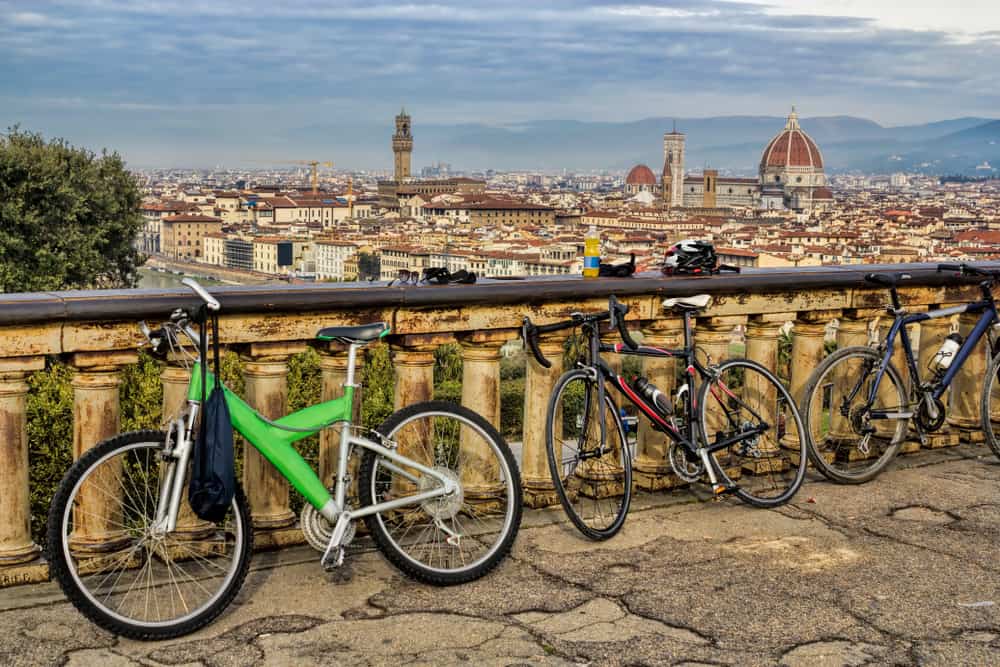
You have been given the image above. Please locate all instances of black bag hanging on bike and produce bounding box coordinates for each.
[188,307,236,523]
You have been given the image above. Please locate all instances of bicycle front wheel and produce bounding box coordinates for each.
[801,346,908,483]
[47,431,252,640]
[698,359,807,507]
[358,401,522,585]
[546,369,632,540]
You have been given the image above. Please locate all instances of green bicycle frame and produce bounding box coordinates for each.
[187,362,348,511]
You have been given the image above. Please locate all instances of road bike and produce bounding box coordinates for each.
[800,263,1000,483]
[47,278,521,640]
[522,295,807,540]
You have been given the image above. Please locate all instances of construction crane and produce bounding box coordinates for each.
[274,160,333,194]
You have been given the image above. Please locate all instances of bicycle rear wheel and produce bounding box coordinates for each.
[546,369,632,540]
[698,359,806,507]
[800,346,908,483]
[980,349,1000,460]
[47,431,252,640]
[358,401,521,585]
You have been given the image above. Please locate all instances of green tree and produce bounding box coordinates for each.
[0,127,143,292]
[357,252,380,281]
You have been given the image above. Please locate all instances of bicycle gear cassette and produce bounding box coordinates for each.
[301,502,355,553]
[668,443,704,483]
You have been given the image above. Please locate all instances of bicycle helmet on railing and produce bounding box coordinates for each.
[661,240,718,275]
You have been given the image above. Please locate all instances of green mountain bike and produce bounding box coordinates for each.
[47,279,522,640]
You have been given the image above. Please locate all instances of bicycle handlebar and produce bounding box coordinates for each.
[608,295,638,349]
[181,277,220,312]
[937,262,1000,279]
[521,296,638,367]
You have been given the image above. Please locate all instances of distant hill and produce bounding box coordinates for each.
[281,115,998,175]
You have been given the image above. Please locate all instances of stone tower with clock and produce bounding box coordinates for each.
[392,108,413,182]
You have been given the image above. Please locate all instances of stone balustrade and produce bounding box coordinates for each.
[1,262,996,586]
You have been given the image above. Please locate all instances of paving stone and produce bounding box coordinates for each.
[779,639,887,666]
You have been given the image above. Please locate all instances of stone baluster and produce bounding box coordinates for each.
[388,337,446,486]
[69,351,137,555]
[785,311,839,454]
[161,359,215,542]
[915,312,960,448]
[744,315,792,472]
[824,310,876,455]
[877,314,921,454]
[318,344,364,489]
[521,335,563,507]
[634,318,684,491]
[947,310,988,444]
[696,315,745,467]
[458,330,513,504]
[242,343,302,546]
[0,357,45,585]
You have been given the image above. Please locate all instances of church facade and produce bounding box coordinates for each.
[624,109,831,212]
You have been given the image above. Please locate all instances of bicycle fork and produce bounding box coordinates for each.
[151,402,200,536]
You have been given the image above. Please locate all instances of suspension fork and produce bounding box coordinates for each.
[152,401,200,535]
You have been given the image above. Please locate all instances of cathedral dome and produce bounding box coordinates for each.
[626,164,657,186]
[760,110,824,170]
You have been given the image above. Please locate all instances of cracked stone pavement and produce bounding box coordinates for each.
[3,445,1000,666]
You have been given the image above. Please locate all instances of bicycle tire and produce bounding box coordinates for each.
[357,401,522,585]
[47,430,253,640]
[545,369,632,540]
[800,346,908,484]
[697,359,807,507]
[980,349,1000,460]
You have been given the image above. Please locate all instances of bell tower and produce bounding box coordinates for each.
[662,123,685,208]
[392,107,413,181]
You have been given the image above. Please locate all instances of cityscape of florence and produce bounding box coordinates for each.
[3,2,1000,665]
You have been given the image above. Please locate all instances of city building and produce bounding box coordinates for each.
[376,109,486,209]
[624,165,658,196]
[159,214,223,260]
[758,109,831,210]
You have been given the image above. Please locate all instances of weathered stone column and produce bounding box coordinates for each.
[161,360,214,541]
[878,315,921,453]
[242,345,299,534]
[69,351,137,555]
[521,336,563,508]
[786,311,838,452]
[458,331,512,500]
[318,345,364,488]
[696,315,744,456]
[744,315,791,471]
[389,337,443,481]
[826,310,875,447]
[916,313,960,448]
[634,318,684,491]
[0,357,45,570]
[947,310,987,444]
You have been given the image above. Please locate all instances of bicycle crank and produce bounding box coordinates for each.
[668,442,704,483]
[301,502,356,553]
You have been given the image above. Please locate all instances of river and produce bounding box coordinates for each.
[137,268,226,288]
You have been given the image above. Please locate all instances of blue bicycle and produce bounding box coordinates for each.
[801,263,1000,483]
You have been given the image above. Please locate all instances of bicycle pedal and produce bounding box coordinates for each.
[712,483,736,497]
[321,546,345,571]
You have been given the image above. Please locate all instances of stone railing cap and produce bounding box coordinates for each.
[1,262,997,325]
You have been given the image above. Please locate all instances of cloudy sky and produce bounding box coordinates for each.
[2,1,998,166]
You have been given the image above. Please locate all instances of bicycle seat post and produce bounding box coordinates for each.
[345,343,360,390]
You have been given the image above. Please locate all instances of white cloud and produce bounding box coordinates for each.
[726,0,1000,37]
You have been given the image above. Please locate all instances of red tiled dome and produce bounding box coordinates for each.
[760,110,824,170]
[626,164,657,185]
